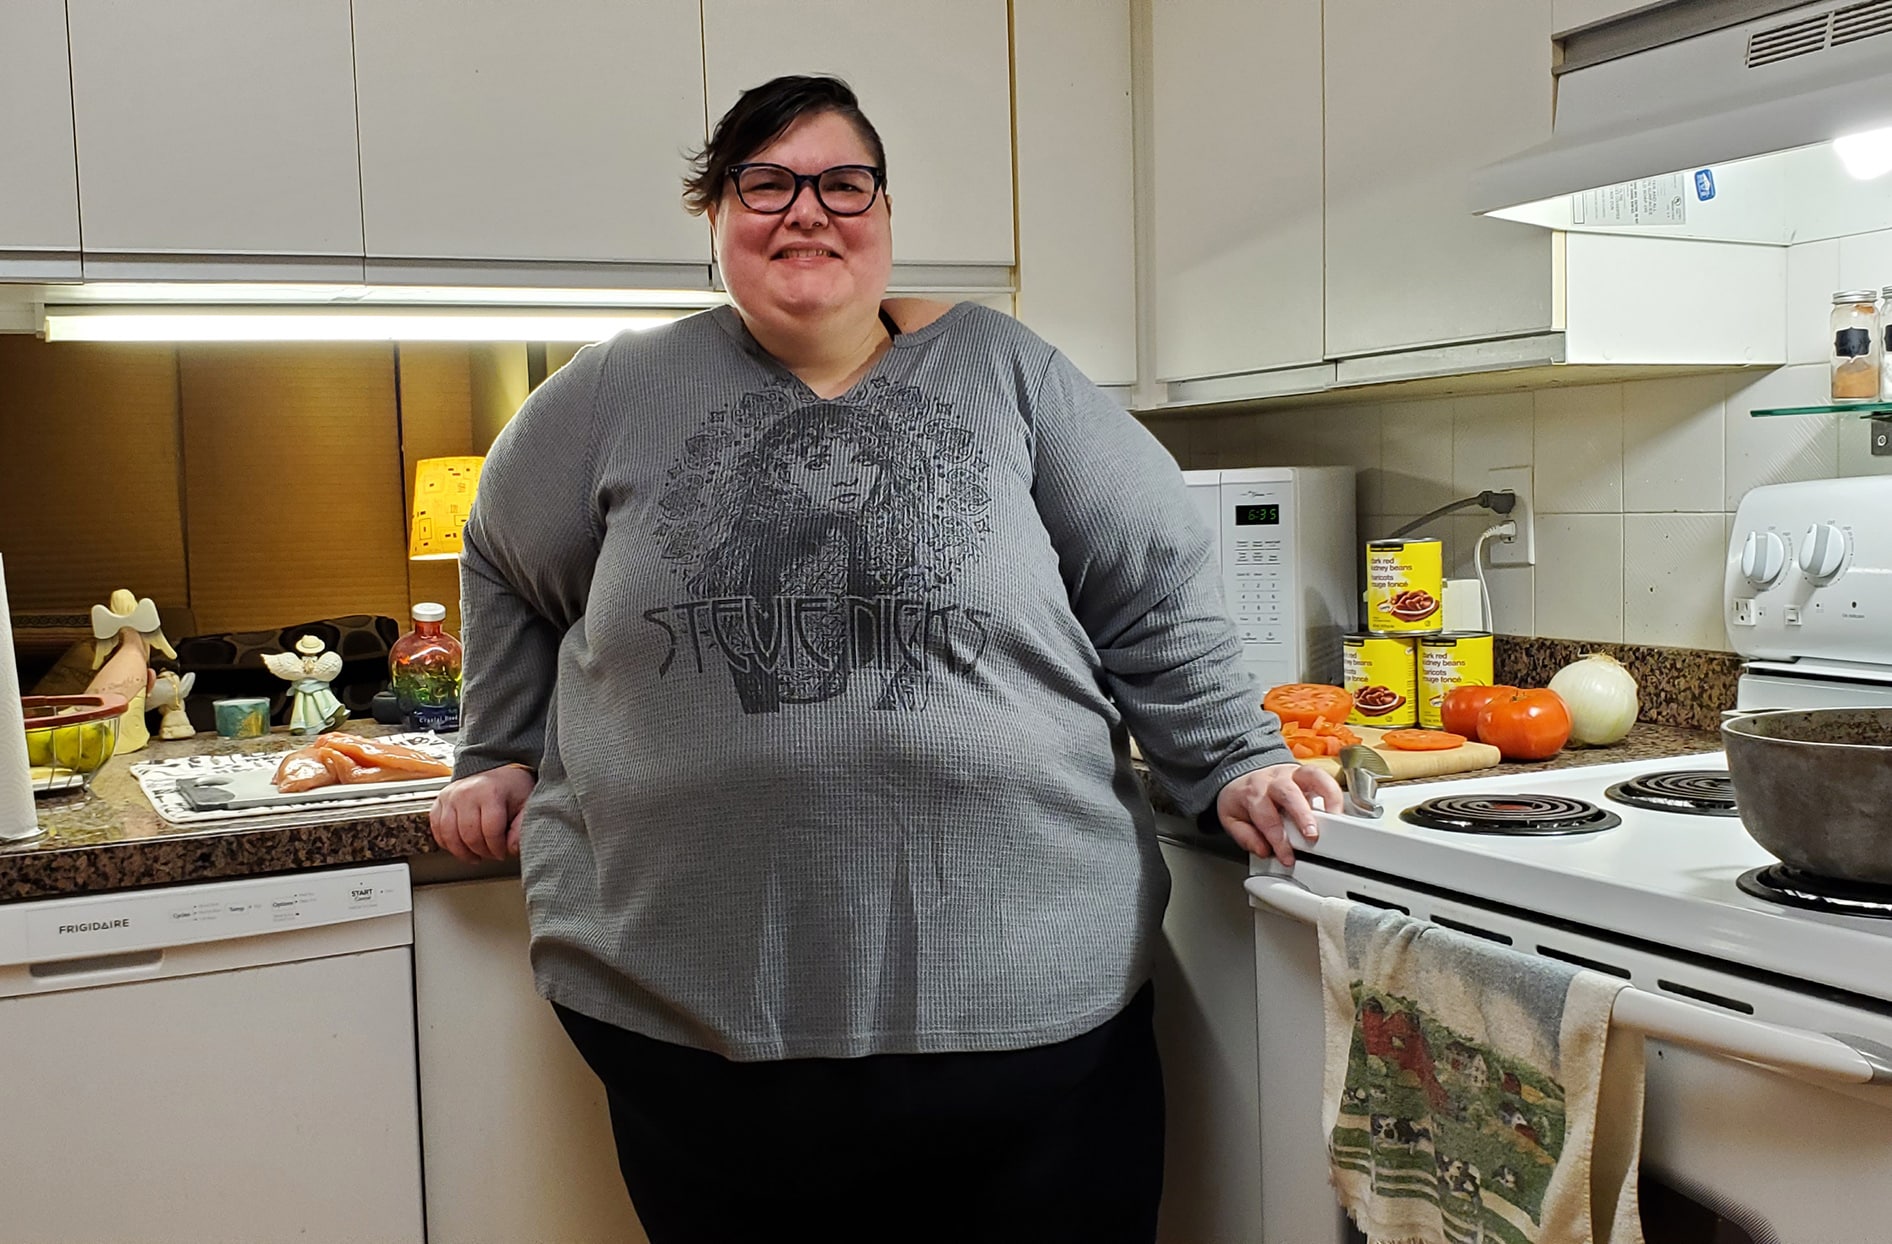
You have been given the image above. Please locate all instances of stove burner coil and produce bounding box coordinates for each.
[1737,865,1892,920]
[1604,770,1738,816]
[1399,794,1621,836]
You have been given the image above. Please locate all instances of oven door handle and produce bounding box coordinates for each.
[1245,874,1892,1089]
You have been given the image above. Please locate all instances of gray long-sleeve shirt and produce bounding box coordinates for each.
[456,302,1292,1060]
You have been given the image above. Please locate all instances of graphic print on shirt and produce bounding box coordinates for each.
[644,377,995,713]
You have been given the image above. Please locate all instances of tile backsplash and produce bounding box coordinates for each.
[1145,362,1888,652]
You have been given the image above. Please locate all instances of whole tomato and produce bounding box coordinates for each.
[1476,688,1573,761]
[1440,684,1516,739]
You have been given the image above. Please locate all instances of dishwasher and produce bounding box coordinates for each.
[0,862,425,1243]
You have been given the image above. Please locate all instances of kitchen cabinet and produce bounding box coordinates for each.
[1152,838,1264,1243]
[1322,0,1556,359]
[1553,0,1666,34]
[701,0,1015,269]
[1013,0,1137,387]
[65,0,365,280]
[352,0,711,282]
[1150,0,1325,385]
[414,878,648,1244]
[0,1,81,281]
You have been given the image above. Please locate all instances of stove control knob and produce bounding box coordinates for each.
[1740,530,1787,586]
[1796,523,1848,582]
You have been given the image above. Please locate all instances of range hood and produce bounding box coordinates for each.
[1474,0,1892,244]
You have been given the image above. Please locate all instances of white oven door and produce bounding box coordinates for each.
[1252,863,1892,1244]
[1637,1042,1892,1242]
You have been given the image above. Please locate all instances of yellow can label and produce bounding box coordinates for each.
[1365,538,1444,633]
[1418,632,1495,730]
[1342,634,1416,728]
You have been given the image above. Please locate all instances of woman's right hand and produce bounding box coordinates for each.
[429,764,536,862]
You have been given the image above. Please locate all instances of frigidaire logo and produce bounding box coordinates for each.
[58,919,130,935]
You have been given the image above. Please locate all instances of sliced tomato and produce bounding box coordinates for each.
[1264,683,1355,728]
[1379,728,1467,751]
[1281,718,1362,761]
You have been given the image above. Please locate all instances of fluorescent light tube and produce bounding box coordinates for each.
[54,282,728,308]
[42,307,691,343]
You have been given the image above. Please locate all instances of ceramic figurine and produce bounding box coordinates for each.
[263,636,349,735]
[148,670,197,740]
[91,589,176,669]
[86,589,176,755]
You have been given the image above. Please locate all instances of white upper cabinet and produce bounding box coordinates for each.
[352,0,710,276]
[65,0,364,276]
[0,1,81,280]
[701,0,1015,269]
[1322,0,1556,359]
[1012,0,1136,386]
[1151,0,1324,383]
[1553,0,1662,35]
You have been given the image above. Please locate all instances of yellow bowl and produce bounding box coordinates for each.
[22,694,128,794]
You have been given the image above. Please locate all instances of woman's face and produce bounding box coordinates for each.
[708,111,893,333]
[777,434,882,517]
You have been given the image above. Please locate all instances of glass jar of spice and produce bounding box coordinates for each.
[1831,290,1881,402]
[1883,286,1892,401]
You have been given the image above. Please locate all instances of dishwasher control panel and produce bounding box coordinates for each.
[0,863,411,965]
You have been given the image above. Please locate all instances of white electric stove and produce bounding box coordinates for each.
[1247,477,1892,1244]
[1291,753,1891,1004]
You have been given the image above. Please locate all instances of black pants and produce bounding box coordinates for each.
[555,984,1166,1244]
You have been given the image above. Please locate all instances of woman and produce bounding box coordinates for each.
[430,74,1339,1244]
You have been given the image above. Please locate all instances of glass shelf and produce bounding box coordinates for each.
[1750,401,1892,417]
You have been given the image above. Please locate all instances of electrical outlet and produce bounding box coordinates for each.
[1485,466,1535,567]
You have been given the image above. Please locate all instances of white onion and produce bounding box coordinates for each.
[1547,653,1639,746]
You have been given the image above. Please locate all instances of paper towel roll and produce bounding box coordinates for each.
[0,554,42,842]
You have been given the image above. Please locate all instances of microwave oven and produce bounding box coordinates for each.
[1183,466,1356,691]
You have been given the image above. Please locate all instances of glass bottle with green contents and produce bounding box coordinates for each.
[390,602,462,732]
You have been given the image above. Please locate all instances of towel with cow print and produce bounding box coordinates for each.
[1317,898,1647,1244]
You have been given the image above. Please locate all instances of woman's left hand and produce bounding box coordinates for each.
[1214,763,1343,866]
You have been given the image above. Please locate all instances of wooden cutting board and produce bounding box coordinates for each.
[1300,725,1502,784]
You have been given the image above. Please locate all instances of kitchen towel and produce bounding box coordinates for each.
[1319,897,1645,1244]
[0,554,41,841]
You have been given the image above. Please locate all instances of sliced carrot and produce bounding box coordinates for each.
[1380,729,1467,751]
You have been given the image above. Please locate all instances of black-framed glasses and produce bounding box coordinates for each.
[727,163,885,216]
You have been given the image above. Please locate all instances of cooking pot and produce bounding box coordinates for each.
[1721,707,1892,885]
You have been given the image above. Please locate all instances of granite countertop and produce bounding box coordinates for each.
[1,722,449,904]
[1152,721,1724,861]
[4,716,1724,904]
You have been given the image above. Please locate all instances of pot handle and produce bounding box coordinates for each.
[1246,874,1890,1088]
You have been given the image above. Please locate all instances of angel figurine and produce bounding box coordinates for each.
[87,588,179,754]
[263,636,349,735]
[148,670,197,740]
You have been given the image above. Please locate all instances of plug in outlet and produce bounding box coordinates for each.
[1485,467,1534,567]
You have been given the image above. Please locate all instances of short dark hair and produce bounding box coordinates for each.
[682,75,887,217]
